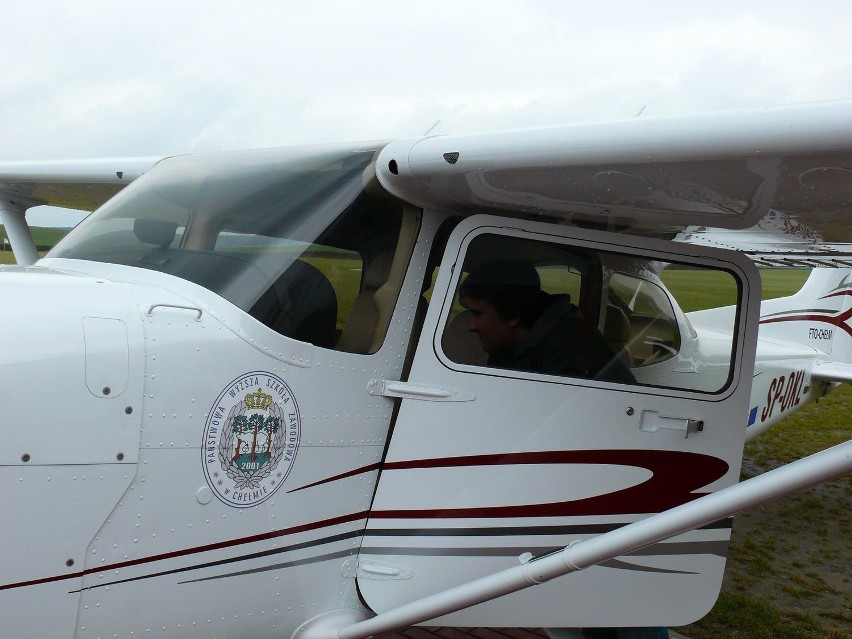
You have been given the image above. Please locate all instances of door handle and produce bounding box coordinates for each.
[640,410,704,438]
[368,379,475,402]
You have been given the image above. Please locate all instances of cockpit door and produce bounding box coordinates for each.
[357,215,761,628]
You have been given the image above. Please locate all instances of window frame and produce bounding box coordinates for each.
[432,220,747,398]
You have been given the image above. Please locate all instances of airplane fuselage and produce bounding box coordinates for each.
[1,128,849,637]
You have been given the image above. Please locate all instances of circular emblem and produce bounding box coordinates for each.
[202,372,300,507]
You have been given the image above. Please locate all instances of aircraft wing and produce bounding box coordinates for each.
[674,211,852,268]
[0,157,160,212]
[375,101,852,246]
[2,101,850,253]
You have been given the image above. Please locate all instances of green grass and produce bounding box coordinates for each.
[1,224,67,264]
[688,591,832,639]
[679,383,851,639]
[660,267,811,312]
[760,269,813,300]
[302,254,362,330]
[660,268,740,312]
[0,223,70,247]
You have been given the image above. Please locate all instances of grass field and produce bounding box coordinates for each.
[660,268,811,313]
[0,223,69,249]
[678,384,851,639]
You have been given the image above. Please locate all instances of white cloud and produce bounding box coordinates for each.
[1,1,850,159]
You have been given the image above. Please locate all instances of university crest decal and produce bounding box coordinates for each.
[202,372,300,507]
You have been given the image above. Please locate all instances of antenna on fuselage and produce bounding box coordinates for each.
[423,119,442,136]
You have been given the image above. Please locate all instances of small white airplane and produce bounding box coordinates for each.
[1,101,850,639]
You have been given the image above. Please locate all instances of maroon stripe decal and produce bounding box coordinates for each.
[0,511,368,592]
[288,463,381,493]
[820,290,852,300]
[371,450,728,519]
[759,306,852,338]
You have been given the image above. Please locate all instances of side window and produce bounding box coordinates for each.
[49,146,421,353]
[440,232,742,393]
[210,195,415,353]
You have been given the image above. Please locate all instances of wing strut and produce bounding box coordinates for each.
[293,439,852,639]
[0,202,38,265]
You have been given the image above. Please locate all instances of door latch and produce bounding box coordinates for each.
[639,410,704,438]
[368,379,475,402]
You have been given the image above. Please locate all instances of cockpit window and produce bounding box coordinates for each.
[49,146,413,352]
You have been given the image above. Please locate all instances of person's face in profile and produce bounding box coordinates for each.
[464,297,523,354]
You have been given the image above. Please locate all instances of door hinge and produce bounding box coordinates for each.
[368,379,475,402]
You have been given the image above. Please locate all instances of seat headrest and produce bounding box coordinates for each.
[364,252,393,289]
[604,305,631,343]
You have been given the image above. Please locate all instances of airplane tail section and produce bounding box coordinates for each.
[759,268,852,367]
[744,269,852,440]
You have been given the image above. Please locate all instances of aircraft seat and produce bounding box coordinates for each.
[252,260,338,348]
[603,304,632,366]
[336,252,393,353]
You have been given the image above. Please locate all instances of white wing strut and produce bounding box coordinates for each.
[812,362,852,384]
[0,202,37,265]
[293,439,852,639]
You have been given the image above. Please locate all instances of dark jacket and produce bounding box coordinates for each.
[488,295,635,383]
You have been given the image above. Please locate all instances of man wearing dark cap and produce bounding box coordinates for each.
[459,260,634,383]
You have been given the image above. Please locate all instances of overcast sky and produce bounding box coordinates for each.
[2,0,851,164]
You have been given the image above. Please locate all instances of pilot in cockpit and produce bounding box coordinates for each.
[458,260,635,384]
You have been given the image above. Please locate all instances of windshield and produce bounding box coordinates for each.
[50,145,408,350]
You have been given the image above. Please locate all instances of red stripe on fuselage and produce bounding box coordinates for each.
[0,511,369,591]
[371,449,729,519]
[288,462,382,492]
[759,306,852,338]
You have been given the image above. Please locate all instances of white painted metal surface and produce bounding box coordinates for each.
[0,254,428,638]
[376,101,852,240]
[358,216,762,627]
